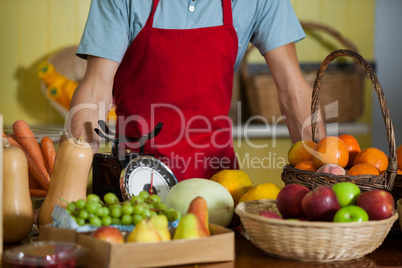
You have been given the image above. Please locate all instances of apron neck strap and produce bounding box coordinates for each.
[222,0,233,26]
[146,0,233,28]
[146,0,160,28]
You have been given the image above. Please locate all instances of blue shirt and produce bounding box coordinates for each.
[77,0,305,71]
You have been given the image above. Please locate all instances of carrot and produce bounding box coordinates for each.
[29,174,43,189]
[41,136,56,176]
[6,134,50,191]
[2,132,6,137]
[30,189,47,197]
[12,120,50,179]
[26,156,50,190]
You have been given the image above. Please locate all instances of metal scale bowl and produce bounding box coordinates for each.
[92,121,177,202]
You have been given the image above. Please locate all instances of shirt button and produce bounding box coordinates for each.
[189,6,195,12]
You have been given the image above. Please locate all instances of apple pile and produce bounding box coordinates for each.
[91,196,211,244]
[259,183,395,223]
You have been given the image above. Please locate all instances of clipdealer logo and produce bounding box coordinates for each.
[64,100,339,170]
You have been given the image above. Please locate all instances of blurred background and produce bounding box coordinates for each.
[0,0,401,186]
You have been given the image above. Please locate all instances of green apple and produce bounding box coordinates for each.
[333,205,369,222]
[331,182,361,207]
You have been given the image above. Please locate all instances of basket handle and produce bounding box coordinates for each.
[300,21,359,53]
[311,49,397,190]
[240,20,361,81]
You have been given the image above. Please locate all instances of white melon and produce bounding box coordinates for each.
[166,178,234,227]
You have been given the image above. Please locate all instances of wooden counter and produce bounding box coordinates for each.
[2,231,401,267]
[177,232,402,268]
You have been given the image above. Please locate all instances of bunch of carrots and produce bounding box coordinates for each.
[3,120,57,197]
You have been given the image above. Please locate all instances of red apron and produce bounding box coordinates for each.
[113,0,238,181]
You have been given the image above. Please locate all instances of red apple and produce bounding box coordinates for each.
[259,211,282,220]
[356,189,395,220]
[91,226,125,244]
[276,184,310,219]
[301,185,341,221]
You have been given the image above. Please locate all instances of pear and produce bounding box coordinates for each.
[186,196,210,235]
[173,213,209,240]
[127,219,162,243]
[149,215,171,241]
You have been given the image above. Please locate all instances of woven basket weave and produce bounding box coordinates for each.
[240,21,364,123]
[235,199,398,262]
[281,49,398,193]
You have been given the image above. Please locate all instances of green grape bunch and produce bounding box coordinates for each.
[64,191,181,227]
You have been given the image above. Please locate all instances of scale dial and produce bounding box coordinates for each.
[120,155,177,202]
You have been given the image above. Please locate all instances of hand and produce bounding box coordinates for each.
[66,56,119,153]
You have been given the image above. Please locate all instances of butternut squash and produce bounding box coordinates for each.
[37,137,92,226]
[2,137,34,243]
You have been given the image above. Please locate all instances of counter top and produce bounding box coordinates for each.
[3,231,401,267]
[177,232,402,268]
[38,122,370,139]
[232,122,370,139]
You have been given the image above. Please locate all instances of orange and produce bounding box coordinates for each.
[210,170,255,205]
[294,160,317,172]
[353,147,388,173]
[313,136,349,168]
[347,164,380,176]
[338,134,361,169]
[287,140,317,167]
[397,145,402,170]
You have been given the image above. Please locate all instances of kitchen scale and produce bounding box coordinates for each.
[92,120,178,202]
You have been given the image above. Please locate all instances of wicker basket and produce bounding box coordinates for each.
[282,49,398,193]
[240,21,364,124]
[235,199,398,262]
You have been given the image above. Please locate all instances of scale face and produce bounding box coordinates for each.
[120,155,178,202]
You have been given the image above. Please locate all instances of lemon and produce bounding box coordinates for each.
[210,170,255,205]
[238,183,281,203]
